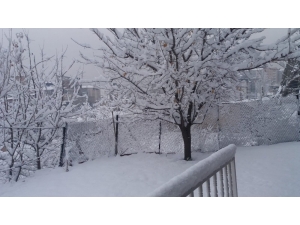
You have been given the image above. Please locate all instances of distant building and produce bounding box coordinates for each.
[232,66,284,101]
[228,68,263,101]
[78,84,101,106]
[55,77,106,107]
[42,76,85,107]
[264,67,283,95]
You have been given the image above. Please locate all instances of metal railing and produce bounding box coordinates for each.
[148,144,238,197]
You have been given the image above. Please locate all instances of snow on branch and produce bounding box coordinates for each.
[76,28,300,160]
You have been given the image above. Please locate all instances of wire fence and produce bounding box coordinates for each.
[1,96,298,182]
[219,96,299,148]
[66,117,217,163]
[66,96,300,164]
[66,120,114,162]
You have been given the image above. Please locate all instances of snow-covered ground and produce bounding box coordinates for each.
[236,142,300,197]
[0,142,299,197]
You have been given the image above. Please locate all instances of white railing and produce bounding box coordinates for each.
[148,144,238,197]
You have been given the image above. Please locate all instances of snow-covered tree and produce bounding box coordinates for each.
[0,30,85,181]
[76,28,300,160]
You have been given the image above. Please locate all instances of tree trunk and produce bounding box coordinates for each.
[180,125,192,161]
[8,159,14,181]
[15,166,22,182]
[36,146,41,170]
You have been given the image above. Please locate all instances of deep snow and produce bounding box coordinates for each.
[0,142,299,197]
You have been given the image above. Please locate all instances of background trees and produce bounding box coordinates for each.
[0,30,85,181]
[76,28,300,160]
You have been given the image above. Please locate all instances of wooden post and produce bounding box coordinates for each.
[112,111,119,156]
[115,114,119,155]
[59,123,67,167]
[158,121,162,154]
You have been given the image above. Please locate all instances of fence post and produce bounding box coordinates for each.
[59,123,68,167]
[217,104,221,150]
[115,114,119,155]
[158,121,162,154]
[297,92,300,141]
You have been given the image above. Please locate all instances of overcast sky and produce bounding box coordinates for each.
[0,28,289,80]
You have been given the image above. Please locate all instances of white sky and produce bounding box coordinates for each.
[0,28,289,80]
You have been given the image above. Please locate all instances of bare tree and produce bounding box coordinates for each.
[0,30,86,181]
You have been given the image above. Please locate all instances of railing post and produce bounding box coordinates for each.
[228,163,233,197]
[198,185,203,197]
[231,158,238,197]
[223,166,229,197]
[59,123,68,167]
[206,179,211,197]
[220,168,225,197]
[213,174,218,197]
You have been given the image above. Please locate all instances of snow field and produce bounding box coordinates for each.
[0,141,300,197]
